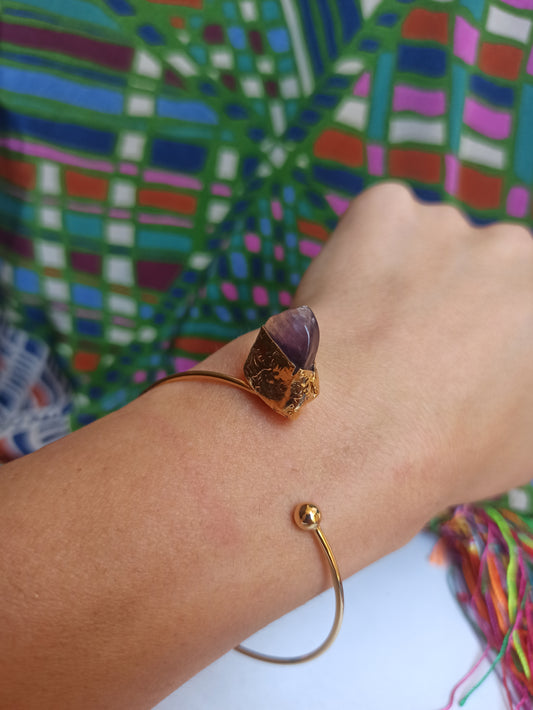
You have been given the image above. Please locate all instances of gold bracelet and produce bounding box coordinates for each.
[236,502,344,664]
[141,306,344,664]
[143,304,320,419]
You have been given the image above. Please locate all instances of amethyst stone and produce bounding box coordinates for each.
[264,305,319,371]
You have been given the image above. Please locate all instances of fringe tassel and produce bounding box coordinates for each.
[435,505,533,709]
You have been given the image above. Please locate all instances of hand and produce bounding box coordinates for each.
[294,181,533,516]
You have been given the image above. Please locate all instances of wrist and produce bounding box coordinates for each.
[155,323,432,576]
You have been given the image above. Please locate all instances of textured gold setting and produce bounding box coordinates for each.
[244,327,319,419]
[142,328,319,419]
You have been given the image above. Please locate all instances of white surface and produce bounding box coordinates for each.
[154,532,507,710]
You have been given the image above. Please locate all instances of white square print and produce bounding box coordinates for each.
[39,163,60,195]
[216,148,238,180]
[44,278,68,301]
[104,256,133,286]
[210,49,233,69]
[106,221,134,246]
[240,0,257,21]
[111,180,136,207]
[167,52,197,76]
[40,207,62,230]
[127,93,154,117]
[37,242,65,268]
[280,77,300,99]
[207,200,229,223]
[119,132,146,161]
[241,77,263,97]
[134,50,161,79]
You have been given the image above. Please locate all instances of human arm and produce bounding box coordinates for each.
[1,182,533,709]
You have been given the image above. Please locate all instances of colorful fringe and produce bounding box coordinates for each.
[436,506,533,708]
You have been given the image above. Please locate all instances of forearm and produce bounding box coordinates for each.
[4,182,532,709]
[0,325,428,710]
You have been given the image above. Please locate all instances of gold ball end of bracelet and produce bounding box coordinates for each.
[294,503,321,530]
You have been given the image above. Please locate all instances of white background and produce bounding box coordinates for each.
[153,532,507,710]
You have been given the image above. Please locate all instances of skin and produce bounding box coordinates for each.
[1,182,533,708]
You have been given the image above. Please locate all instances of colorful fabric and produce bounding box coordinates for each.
[1,0,533,705]
[437,506,533,708]
[0,322,72,459]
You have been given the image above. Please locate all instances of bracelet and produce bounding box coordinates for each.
[143,304,320,419]
[141,306,344,664]
[236,502,344,664]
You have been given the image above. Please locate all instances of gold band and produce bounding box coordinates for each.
[141,370,345,664]
[139,311,343,664]
[141,369,253,397]
[236,502,344,665]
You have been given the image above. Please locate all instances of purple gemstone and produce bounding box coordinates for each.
[264,305,319,371]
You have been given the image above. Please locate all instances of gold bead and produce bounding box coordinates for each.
[294,503,321,530]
